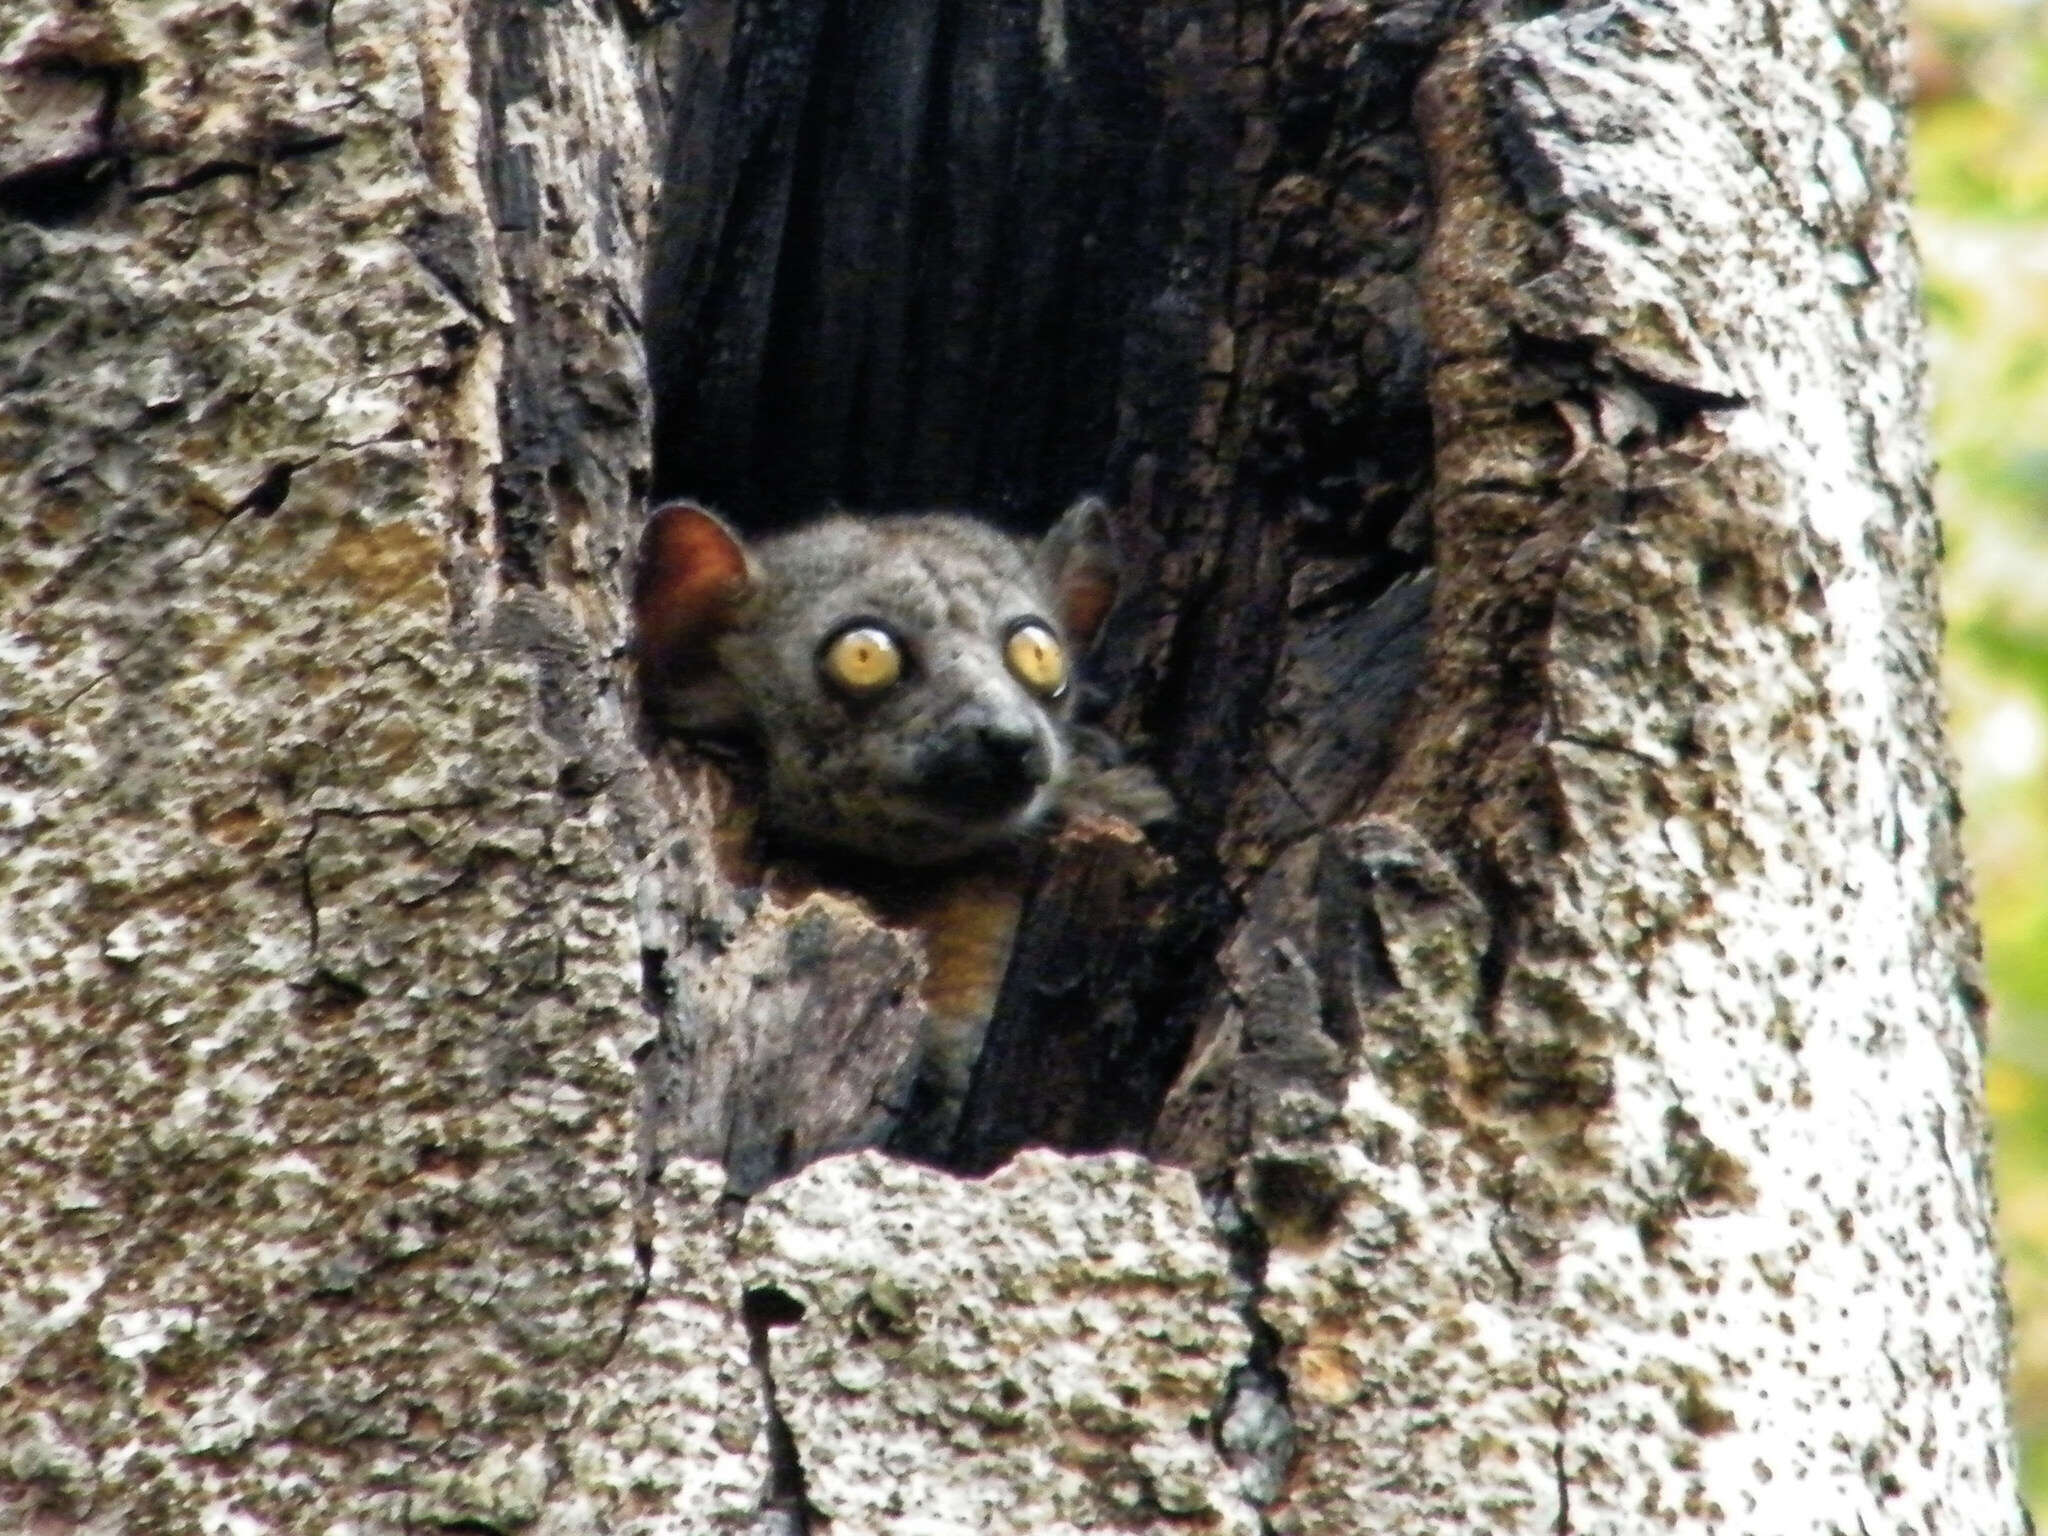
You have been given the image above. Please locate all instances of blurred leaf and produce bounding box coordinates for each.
[1956,615,2048,696]
[1916,0,2048,1518]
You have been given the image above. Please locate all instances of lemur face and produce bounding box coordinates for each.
[635,500,1118,865]
[724,515,1077,862]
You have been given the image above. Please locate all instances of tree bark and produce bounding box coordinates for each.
[0,2,2019,1535]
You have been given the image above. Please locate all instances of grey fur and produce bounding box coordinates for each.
[651,508,1123,865]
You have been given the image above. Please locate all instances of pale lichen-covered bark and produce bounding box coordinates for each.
[1,0,666,1528]
[1336,4,2010,1527]
[0,2,2017,1536]
[1161,2,2012,1528]
[737,1154,1256,1531]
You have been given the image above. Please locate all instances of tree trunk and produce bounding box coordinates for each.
[0,1,2018,1534]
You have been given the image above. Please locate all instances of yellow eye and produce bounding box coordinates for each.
[820,623,904,696]
[1004,620,1068,699]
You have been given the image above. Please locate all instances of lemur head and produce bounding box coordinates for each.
[634,498,1120,865]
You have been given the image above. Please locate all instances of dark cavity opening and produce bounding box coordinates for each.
[642,0,1445,1188]
[646,0,1154,535]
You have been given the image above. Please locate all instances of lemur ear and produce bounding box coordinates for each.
[634,500,753,682]
[1037,495,1120,649]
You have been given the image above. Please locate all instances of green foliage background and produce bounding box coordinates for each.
[1913,0,2048,1513]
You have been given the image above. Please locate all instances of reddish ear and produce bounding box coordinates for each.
[1037,495,1120,648]
[634,501,753,681]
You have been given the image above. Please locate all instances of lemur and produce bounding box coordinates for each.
[633,497,1169,1154]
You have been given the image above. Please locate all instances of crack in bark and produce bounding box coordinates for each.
[295,816,324,957]
[741,1286,814,1533]
[597,1228,654,1371]
[1467,844,1522,1034]
[1552,731,1668,769]
[1541,1352,1572,1535]
[607,945,676,1370]
[130,135,348,203]
[1257,748,1323,830]
[1208,1190,1298,1522]
[1487,1194,1527,1306]
[292,798,486,963]
[131,159,260,202]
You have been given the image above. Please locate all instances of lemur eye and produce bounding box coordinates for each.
[1004,619,1068,699]
[819,623,904,697]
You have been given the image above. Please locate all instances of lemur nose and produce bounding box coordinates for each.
[973,723,1047,778]
[915,720,1051,815]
